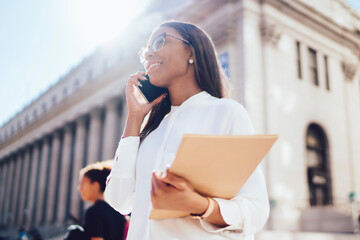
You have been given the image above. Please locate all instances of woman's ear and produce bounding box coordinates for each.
[188,48,194,58]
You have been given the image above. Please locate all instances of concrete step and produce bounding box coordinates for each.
[256,230,359,240]
[299,206,355,233]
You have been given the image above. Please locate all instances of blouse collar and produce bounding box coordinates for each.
[170,91,210,112]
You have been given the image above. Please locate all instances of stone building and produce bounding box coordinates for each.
[0,0,359,238]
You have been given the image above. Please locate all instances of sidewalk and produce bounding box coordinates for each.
[256,230,359,240]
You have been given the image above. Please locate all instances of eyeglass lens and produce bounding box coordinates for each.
[140,34,166,63]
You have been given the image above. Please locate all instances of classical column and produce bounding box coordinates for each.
[102,99,119,160]
[46,131,61,224]
[35,137,50,225]
[11,152,23,226]
[3,156,15,227]
[18,147,31,227]
[26,142,40,229]
[57,124,73,224]
[0,159,9,225]
[87,108,102,164]
[70,117,87,220]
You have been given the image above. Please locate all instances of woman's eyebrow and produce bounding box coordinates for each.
[148,32,167,45]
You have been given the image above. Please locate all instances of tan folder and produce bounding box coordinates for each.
[149,134,278,219]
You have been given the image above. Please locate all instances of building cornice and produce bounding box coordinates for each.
[0,58,136,158]
[265,0,360,58]
[174,0,238,45]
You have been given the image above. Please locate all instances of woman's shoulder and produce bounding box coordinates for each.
[205,95,246,111]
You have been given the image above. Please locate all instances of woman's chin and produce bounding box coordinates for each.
[148,75,166,88]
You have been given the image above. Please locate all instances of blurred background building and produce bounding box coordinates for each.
[0,0,359,239]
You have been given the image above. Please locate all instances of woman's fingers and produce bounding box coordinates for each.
[151,171,173,208]
[127,71,146,87]
[160,170,190,191]
[152,171,169,190]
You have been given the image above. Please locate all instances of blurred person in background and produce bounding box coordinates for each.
[65,161,127,240]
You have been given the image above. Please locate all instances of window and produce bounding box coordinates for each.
[324,55,330,90]
[355,29,360,36]
[74,79,80,88]
[296,41,302,79]
[88,70,93,81]
[25,115,29,126]
[308,48,319,86]
[52,96,57,105]
[42,103,47,113]
[33,109,38,118]
[306,124,332,206]
[17,121,22,131]
[63,87,68,97]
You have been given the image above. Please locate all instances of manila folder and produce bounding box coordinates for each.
[149,134,278,220]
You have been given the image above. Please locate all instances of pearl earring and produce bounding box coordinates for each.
[189,59,194,64]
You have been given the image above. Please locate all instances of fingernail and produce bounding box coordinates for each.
[139,83,143,87]
[155,170,162,178]
[160,171,167,178]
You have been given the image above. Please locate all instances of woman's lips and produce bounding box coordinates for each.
[146,62,162,72]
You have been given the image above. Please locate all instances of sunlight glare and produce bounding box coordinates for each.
[74,0,143,46]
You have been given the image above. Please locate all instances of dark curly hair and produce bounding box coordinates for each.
[79,160,113,193]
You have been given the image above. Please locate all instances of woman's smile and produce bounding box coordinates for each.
[146,62,163,73]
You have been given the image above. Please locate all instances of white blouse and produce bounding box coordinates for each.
[105,91,269,240]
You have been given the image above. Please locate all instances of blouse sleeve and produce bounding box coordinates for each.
[104,136,140,215]
[199,104,270,238]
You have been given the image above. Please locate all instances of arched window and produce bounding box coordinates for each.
[306,124,332,206]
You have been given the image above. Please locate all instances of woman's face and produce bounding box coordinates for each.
[143,27,192,87]
[78,175,99,202]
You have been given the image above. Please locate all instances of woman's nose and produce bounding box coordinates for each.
[144,47,154,61]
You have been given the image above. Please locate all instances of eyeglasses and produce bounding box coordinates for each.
[139,32,190,63]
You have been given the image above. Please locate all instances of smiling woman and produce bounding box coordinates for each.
[73,0,149,46]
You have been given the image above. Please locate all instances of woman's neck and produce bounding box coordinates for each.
[168,72,201,106]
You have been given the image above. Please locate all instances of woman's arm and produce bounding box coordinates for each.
[122,71,166,138]
[151,157,269,235]
[105,72,166,213]
[151,102,270,235]
[151,171,228,227]
[197,103,269,235]
[104,137,140,214]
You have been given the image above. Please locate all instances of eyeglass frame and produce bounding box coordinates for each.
[139,32,191,64]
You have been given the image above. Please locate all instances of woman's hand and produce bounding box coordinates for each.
[122,71,166,138]
[126,71,165,119]
[151,170,209,214]
[151,169,229,227]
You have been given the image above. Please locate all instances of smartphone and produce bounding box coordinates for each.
[136,74,167,103]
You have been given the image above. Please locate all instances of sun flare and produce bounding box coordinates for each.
[74,0,145,46]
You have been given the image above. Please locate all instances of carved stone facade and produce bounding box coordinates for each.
[342,61,358,81]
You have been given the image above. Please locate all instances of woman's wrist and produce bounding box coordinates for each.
[191,197,216,219]
[188,195,209,215]
[122,114,144,138]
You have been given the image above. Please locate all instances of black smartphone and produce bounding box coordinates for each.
[136,74,167,103]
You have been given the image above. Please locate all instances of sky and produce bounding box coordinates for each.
[0,0,360,127]
[0,0,149,127]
